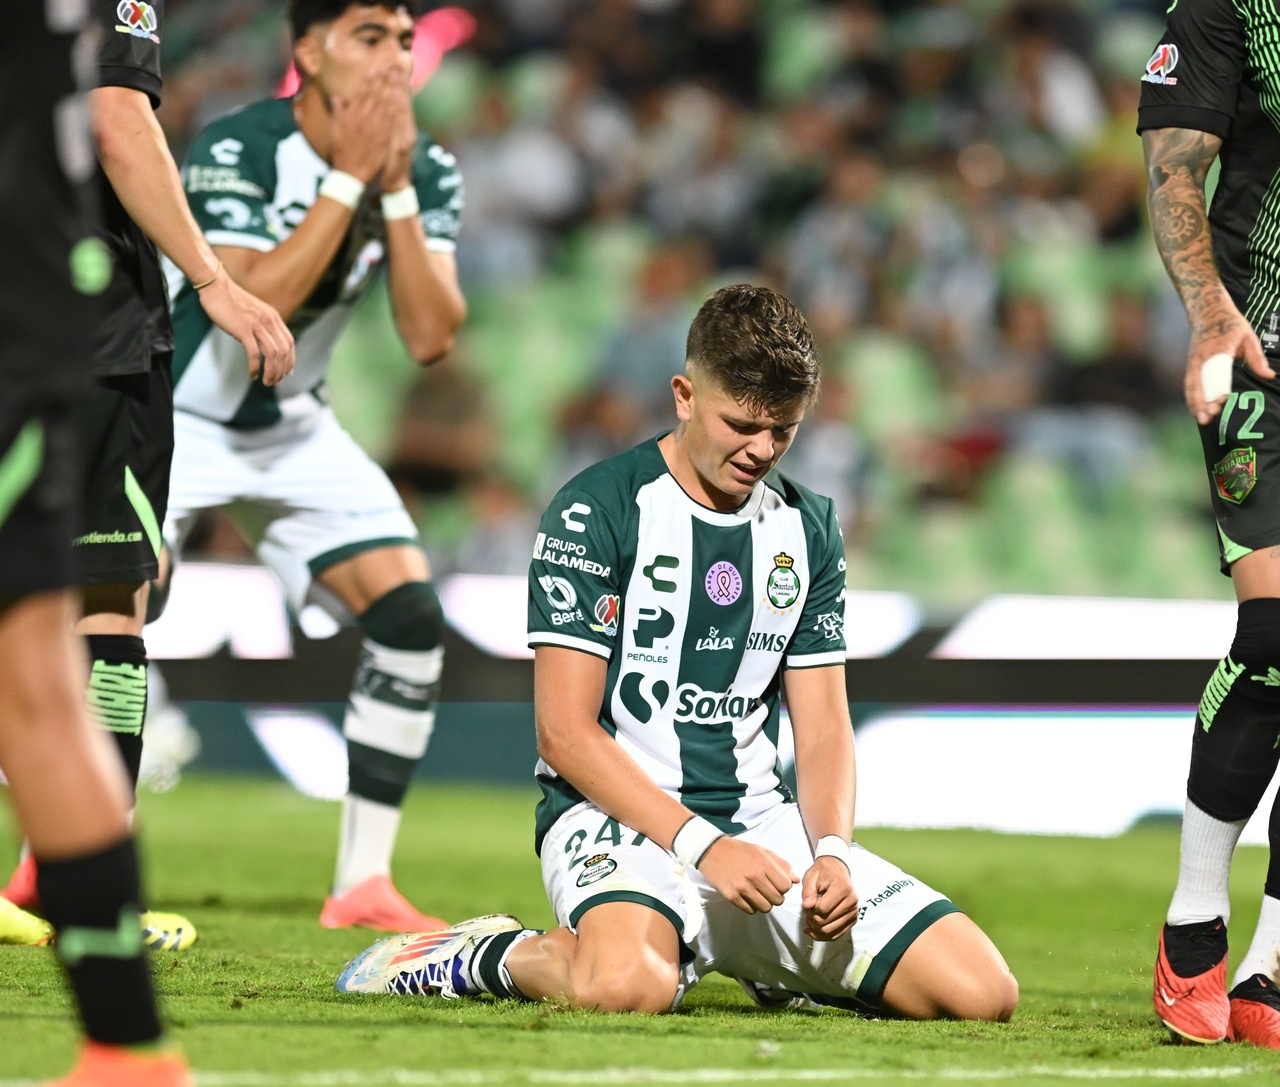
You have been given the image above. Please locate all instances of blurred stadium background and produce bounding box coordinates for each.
[161,0,1215,608]
[105,0,1242,846]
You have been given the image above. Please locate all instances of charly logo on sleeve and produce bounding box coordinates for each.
[116,1,160,42]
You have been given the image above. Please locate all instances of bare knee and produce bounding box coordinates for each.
[946,968,1019,1022]
[572,956,678,1014]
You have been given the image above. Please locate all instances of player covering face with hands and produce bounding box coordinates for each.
[337,286,1017,1020]
[148,0,466,934]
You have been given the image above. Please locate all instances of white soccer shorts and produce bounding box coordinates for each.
[540,800,957,1008]
[164,406,418,615]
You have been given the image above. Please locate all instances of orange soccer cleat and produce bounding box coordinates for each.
[1,852,40,913]
[1228,973,1280,1049]
[1153,917,1230,1044]
[43,1042,193,1087]
[320,874,447,932]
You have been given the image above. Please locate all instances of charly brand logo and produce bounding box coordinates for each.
[705,560,743,606]
[765,552,801,610]
[560,502,591,532]
[643,555,679,593]
[116,1,160,41]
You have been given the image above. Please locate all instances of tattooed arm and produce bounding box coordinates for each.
[1143,127,1274,423]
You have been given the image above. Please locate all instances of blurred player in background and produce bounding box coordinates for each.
[154,0,466,931]
[2,0,294,956]
[336,286,1017,1021]
[1140,0,1280,1051]
[0,3,198,1084]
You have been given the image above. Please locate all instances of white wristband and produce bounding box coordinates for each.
[672,816,724,869]
[381,186,420,221]
[318,169,365,210]
[815,834,852,872]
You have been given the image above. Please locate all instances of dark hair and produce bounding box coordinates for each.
[288,0,420,41]
[686,285,820,413]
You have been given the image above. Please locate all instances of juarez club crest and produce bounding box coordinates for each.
[1214,447,1257,505]
[766,552,800,609]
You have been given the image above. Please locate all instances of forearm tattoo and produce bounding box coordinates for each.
[1144,128,1226,327]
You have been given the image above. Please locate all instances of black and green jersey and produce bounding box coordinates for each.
[527,437,849,853]
[1,0,102,394]
[168,97,464,427]
[1138,0,1280,350]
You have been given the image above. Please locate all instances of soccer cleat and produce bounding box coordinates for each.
[1,852,40,913]
[1153,917,1229,1043]
[736,977,818,1011]
[42,1042,194,1086]
[0,896,52,946]
[320,874,448,932]
[336,913,523,997]
[1228,973,1280,1048]
[140,911,197,952]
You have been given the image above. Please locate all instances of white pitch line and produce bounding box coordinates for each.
[0,1067,1269,1087]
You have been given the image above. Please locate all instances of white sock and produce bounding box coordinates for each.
[1167,799,1247,926]
[1234,895,1280,987]
[333,796,403,896]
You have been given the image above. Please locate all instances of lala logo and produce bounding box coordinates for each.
[695,626,734,652]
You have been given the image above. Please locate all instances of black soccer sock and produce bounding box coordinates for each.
[345,582,443,810]
[85,634,148,795]
[1188,598,1280,823]
[36,836,163,1046]
[469,929,540,999]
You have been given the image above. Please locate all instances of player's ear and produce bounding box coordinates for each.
[294,31,323,83]
[672,373,694,423]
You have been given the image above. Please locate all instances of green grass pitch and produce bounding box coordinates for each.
[4,777,1280,1086]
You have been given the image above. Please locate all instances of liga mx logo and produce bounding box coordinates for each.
[1142,43,1178,86]
[117,1,161,42]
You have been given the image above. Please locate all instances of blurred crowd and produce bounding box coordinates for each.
[162,0,1229,610]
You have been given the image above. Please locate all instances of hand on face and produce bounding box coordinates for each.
[329,66,414,186]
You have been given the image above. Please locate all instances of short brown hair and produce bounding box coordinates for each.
[686,285,820,414]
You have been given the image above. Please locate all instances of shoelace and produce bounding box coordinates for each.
[389,956,464,998]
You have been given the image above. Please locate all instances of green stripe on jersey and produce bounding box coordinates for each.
[0,421,43,530]
[675,518,754,831]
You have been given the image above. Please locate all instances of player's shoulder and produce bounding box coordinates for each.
[764,470,838,534]
[190,98,295,157]
[545,439,669,518]
[411,131,461,177]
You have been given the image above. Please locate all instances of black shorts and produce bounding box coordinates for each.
[1199,359,1280,574]
[0,396,82,600]
[74,360,173,585]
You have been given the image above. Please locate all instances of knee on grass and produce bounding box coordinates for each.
[570,955,679,1014]
[933,968,1019,1023]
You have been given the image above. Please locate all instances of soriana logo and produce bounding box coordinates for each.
[116,1,161,43]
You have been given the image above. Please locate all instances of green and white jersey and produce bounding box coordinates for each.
[166,97,463,428]
[528,437,848,852]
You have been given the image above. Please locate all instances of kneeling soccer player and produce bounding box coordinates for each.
[336,286,1018,1019]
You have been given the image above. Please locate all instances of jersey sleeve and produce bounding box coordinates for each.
[528,485,623,660]
[1136,0,1244,138]
[182,122,277,253]
[412,141,464,253]
[785,497,847,669]
[96,0,164,107]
